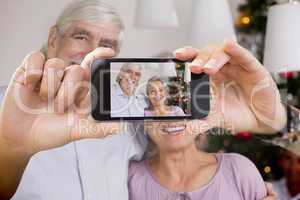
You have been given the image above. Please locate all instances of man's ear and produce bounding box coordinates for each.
[48,26,60,52]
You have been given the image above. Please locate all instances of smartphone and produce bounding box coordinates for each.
[91,58,210,121]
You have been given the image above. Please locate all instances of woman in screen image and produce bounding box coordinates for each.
[127,120,267,200]
[144,76,186,117]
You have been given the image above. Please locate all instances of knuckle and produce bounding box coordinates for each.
[67,65,86,78]
[24,51,46,71]
[26,51,46,62]
[45,58,65,69]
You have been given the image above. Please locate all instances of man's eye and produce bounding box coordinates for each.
[73,35,88,41]
[100,43,114,49]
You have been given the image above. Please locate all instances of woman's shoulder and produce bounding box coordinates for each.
[220,153,261,178]
[170,106,185,116]
[219,153,267,200]
[221,153,254,166]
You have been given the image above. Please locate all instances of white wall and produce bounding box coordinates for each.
[0,0,244,85]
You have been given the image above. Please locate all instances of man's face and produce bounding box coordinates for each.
[119,65,141,96]
[47,21,120,65]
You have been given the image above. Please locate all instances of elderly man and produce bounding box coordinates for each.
[0,0,285,200]
[111,63,147,117]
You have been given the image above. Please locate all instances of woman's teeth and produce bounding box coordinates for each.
[162,126,185,134]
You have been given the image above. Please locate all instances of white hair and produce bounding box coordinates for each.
[116,63,142,84]
[42,0,124,55]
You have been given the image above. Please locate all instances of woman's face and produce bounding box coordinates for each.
[148,81,166,107]
[144,120,199,152]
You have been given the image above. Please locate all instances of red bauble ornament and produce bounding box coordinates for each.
[236,131,252,140]
[279,71,295,79]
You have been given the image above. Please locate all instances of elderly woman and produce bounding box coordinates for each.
[128,120,267,200]
[145,76,186,117]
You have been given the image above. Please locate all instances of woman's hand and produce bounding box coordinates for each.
[261,182,277,200]
[174,40,286,134]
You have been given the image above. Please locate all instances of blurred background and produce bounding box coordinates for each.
[1,0,300,199]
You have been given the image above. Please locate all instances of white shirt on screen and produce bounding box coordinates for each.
[110,83,147,118]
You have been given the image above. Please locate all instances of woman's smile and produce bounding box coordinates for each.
[161,124,186,135]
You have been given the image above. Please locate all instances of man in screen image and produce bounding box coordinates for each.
[111,63,148,117]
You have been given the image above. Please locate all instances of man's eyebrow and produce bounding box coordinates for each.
[99,38,118,48]
[71,28,93,37]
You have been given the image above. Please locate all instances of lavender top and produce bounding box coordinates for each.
[128,153,267,200]
[144,106,185,117]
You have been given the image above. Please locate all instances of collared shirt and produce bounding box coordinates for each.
[12,123,147,200]
[111,84,148,118]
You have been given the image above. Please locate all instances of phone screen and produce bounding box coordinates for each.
[91,58,209,121]
[110,61,191,118]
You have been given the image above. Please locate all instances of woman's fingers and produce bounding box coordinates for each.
[173,47,199,61]
[188,48,213,74]
[223,39,263,73]
[201,50,230,75]
[261,182,277,200]
[174,45,230,75]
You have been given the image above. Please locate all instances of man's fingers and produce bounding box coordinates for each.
[81,47,115,79]
[173,47,199,61]
[223,39,262,73]
[54,65,87,112]
[24,51,46,90]
[39,58,66,101]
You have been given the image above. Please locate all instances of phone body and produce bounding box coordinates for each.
[91,58,210,121]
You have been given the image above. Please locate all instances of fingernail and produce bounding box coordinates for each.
[203,59,218,69]
[174,48,187,55]
[204,53,230,69]
[188,58,204,68]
